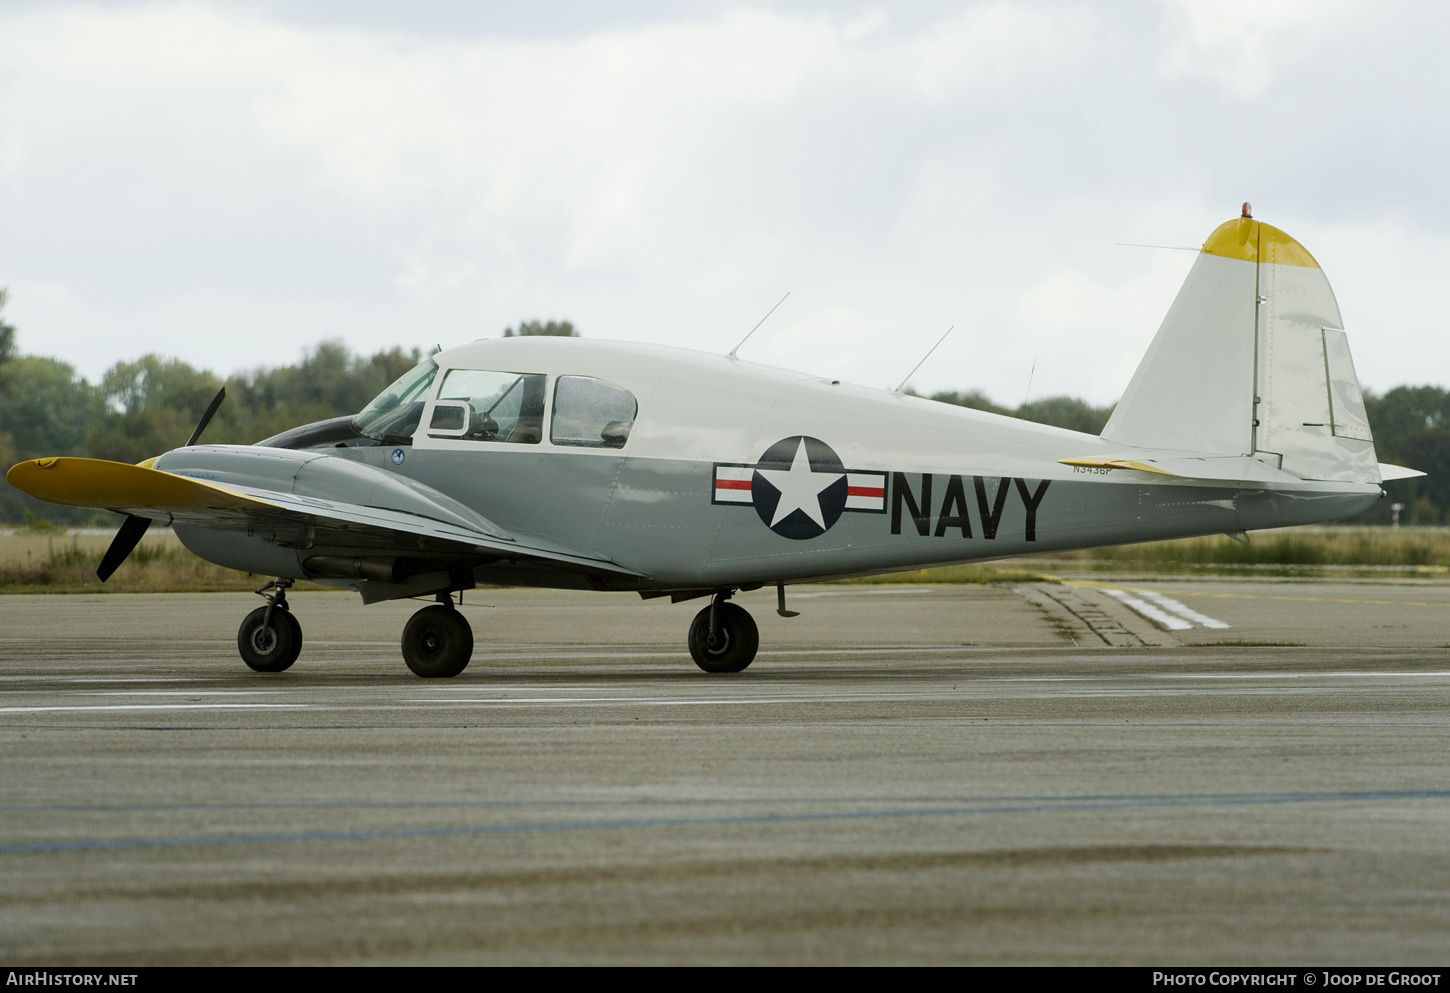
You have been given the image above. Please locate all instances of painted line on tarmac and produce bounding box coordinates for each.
[3,790,1446,816]
[395,695,995,709]
[1133,590,1230,628]
[0,703,310,713]
[5,789,1449,855]
[13,672,1448,714]
[1201,592,1450,607]
[1099,588,1231,630]
[1102,589,1193,630]
[82,690,286,696]
[1152,671,1450,680]
[1071,580,1450,609]
[790,589,945,598]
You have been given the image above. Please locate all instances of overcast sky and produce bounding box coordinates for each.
[2,0,1447,405]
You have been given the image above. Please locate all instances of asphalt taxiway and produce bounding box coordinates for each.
[1,580,1448,965]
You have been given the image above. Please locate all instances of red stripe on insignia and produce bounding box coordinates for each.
[847,486,884,497]
[716,479,753,491]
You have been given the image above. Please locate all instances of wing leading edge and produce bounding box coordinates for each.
[6,455,650,586]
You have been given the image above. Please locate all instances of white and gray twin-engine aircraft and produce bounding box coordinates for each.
[8,211,1419,677]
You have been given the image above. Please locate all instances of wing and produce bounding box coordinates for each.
[7,451,650,595]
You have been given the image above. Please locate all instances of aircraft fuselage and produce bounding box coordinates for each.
[160,337,1380,598]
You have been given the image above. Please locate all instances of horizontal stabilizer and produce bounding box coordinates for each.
[1379,463,1426,481]
[1058,450,1359,484]
[1057,457,1178,476]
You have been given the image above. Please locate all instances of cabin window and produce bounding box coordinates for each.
[550,376,637,449]
[429,370,547,444]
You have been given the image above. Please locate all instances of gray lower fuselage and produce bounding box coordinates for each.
[170,442,1380,598]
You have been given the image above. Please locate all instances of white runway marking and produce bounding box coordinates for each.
[1102,588,1230,630]
[0,703,309,713]
[790,589,942,598]
[1134,589,1231,629]
[84,690,286,696]
[1102,589,1192,630]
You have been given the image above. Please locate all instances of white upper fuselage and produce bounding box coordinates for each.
[417,335,1107,478]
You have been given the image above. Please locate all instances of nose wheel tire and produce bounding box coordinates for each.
[237,606,302,672]
[688,602,759,673]
[402,605,473,678]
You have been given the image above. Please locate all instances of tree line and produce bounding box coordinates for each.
[0,292,1443,526]
[1,341,426,523]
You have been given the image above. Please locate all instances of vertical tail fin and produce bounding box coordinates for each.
[1102,214,1378,482]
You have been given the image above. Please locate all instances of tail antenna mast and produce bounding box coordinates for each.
[728,292,790,360]
[893,326,954,396]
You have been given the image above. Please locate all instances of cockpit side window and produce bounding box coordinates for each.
[550,376,637,449]
[428,370,547,444]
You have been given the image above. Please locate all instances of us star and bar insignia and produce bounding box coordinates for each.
[712,435,886,540]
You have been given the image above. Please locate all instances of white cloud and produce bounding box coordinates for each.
[749,303,880,379]
[910,2,1094,101]
[0,0,1444,412]
[1293,216,1450,395]
[1153,0,1361,98]
[1016,250,1197,399]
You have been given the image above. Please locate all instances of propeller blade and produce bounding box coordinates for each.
[96,514,152,582]
[186,387,226,447]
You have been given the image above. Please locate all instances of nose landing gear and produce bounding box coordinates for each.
[237,578,302,673]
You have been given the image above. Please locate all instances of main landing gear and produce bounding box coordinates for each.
[235,582,474,678]
[401,597,474,678]
[687,592,760,673]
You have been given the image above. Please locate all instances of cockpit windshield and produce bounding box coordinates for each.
[352,358,439,443]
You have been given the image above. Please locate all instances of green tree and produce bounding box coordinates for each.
[1015,396,1115,434]
[1359,386,1450,524]
[503,320,578,337]
[367,345,426,386]
[0,354,107,525]
[0,288,15,369]
[87,355,224,463]
[927,388,1114,433]
[221,340,425,443]
[927,389,1011,416]
[0,289,15,476]
[0,356,103,458]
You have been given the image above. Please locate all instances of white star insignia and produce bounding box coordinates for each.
[756,438,844,528]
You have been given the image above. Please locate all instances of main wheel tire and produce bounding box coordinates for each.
[402,605,473,678]
[237,605,302,673]
[687,602,759,673]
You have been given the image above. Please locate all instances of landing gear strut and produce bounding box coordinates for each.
[687,593,759,673]
[402,596,474,678]
[238,578,302,673]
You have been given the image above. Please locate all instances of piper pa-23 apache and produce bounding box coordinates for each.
[8,209,1421,678]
